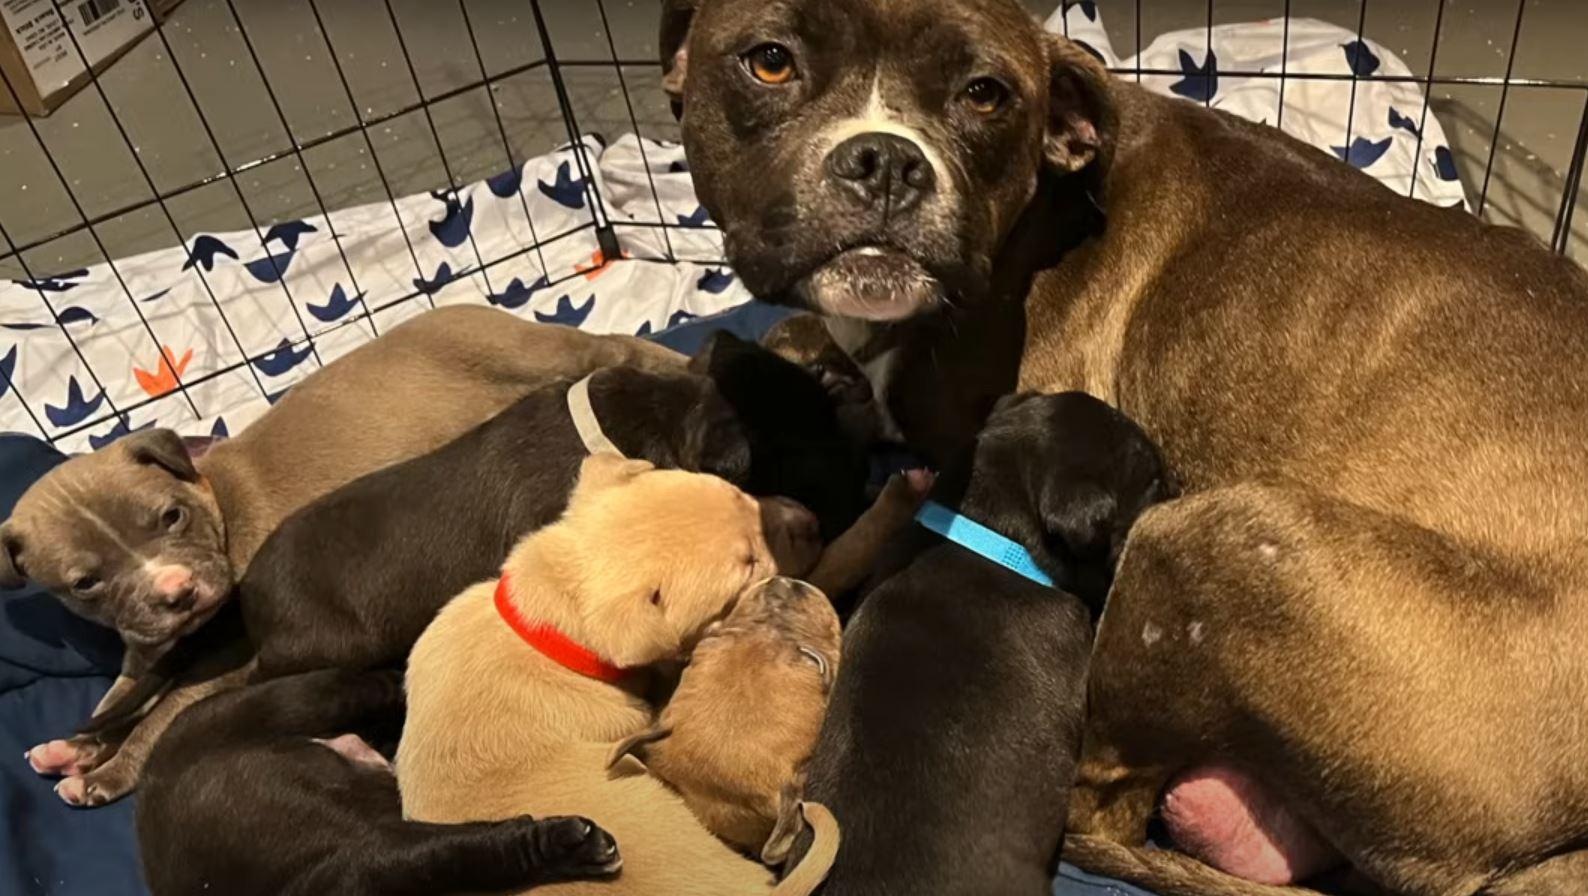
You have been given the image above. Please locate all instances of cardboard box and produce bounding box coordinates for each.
[0,0,158,116]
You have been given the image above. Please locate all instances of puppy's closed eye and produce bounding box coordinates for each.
[798,645,832,689]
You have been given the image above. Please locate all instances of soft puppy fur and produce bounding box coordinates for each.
[138,669,622,896]
[608,576,842,862]
[399,456,823,894]
[3,305,681,805]
[791,392,1169,895]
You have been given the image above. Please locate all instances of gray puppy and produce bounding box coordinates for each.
[0,304,681,806]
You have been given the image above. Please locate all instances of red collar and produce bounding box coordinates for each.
[494,574,631,684]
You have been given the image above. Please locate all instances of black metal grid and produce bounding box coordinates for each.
[1,0,1585,446]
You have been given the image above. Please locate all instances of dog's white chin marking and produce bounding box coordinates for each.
[818,72,955,200]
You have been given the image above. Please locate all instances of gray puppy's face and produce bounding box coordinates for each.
[666,0,1112,321]
[0,430,233,647]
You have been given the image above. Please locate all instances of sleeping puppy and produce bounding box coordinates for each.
[138,668,622,896]
[398,455,834,895]
[3,305,682,805]
[789,392,1170,895]
[607,575,843,864]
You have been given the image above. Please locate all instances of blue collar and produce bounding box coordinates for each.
[914,500,1054,587]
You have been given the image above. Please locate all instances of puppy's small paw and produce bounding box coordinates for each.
[27,737,104,777]
[531,816,622,878]
[54,776,86,806]
[65,767,135,808]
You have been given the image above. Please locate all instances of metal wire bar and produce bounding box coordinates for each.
[594,0,678,262]
[1407,0,1451,201]
[455,0,553,285]
[215,0,380,336]
[378,0,496,297]
[1477,0,1530,216]
[1552,93,1588,254]
[527,0,619,258]
[1340,0,1371,164]
[1276,0,1291,129]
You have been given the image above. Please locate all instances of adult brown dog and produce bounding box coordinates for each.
[664,1,1588,893]
[398,455,835,895]
[607,575,843,864]
[1,305,680,805]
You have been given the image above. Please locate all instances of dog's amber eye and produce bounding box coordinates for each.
[743,43,797,85]
[963,78,1009,114]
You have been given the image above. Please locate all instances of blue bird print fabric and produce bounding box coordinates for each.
[0,135,750,451]
[1049,4,1469,210]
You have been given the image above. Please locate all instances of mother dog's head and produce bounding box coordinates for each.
[664,0,1115,321]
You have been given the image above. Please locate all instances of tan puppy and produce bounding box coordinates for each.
[607,576,842,864]
[3,304,681,806]
[399,455,830,895]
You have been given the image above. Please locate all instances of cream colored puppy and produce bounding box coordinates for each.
[399,455,831,895]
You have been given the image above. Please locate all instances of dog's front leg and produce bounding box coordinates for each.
[24,642,163,780]
[54,660,252,807]
[299,816,622,896]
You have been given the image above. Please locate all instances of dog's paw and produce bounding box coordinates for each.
[528,816,622,879]
[54,765,135,808]
[26,736,107,778]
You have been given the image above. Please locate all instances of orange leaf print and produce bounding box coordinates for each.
[135,345,194,398]
[575,248,632,281]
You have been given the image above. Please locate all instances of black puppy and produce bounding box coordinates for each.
[138,669,620,896]
[239,363,756,680]
[790,392,1170,895]
[690,329,871,540]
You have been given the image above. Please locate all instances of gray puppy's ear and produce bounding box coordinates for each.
[121,428,199,482]
[659,0,699,118]
[0,523,26,590]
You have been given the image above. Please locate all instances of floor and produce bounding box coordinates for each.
[1,0,1585,281]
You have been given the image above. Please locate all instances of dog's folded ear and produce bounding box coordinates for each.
[121,428,200,482]
[0,523,25,590]
[606,725,671,770]
[659,0,700,120]
[1042,34,1118,177]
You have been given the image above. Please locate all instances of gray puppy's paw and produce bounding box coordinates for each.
[26,735,110,778]
[54,762,136,808]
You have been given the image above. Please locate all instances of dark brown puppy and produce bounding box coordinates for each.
[666,2,1588,893]
[137,669,621,896]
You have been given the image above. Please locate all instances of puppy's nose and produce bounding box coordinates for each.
[150,565,196,611]
[825,132,935,213]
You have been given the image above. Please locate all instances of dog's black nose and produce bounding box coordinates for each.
[825,132,935,213]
